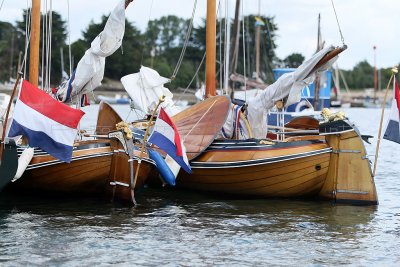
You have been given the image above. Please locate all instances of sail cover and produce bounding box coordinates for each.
[56,0,127,102]
[172,95,231,160]
[247,45,339,138]
[121,66,181,116]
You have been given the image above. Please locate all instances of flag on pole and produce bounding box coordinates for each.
[383,77,400,144]
[148,107,191,174]
[8,80,85,162]
[255,16,265,26]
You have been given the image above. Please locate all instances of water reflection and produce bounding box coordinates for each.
[1,107,399,265]
[0,188,380,265]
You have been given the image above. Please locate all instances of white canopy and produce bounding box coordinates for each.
[121,66,181,116]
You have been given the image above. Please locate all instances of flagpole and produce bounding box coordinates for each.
[131,95,165,198]
[372,66,398,176]
[0,72,22,161]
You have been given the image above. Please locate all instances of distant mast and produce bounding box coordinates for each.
[313,13,322,110]
[29,0,41,87]
[205,0,217,97]
[255,0,261,81]
[373,45,377,104]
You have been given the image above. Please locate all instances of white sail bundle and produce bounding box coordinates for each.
[121,66,181,116]
[56,0,127,102]
[245,45,339,138]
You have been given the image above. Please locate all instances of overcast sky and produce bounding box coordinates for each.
[1,0,399,70]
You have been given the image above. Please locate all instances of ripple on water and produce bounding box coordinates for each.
[1,108,400,265]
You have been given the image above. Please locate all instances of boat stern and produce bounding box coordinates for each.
[319,120,378,205]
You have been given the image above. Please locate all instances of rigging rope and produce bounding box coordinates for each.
[23,0,32,79]
[48,0,53,92]
[330,0,345,45]
[218,0,222,92]
[170,0,198,80]
[0,0,5,12]
[178,0,222,101]
[241,0,247,102]
[183,98,219,141]
[174,51,206,103]
[67,0,72,76]
[40,0,45,88]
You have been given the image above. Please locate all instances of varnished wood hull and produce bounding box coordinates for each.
[5,102,157,204]
[6,140,156,204]
[176,120,378,205]
[6,141,113,195]
[107,147,157,203]
[177,139,331,198]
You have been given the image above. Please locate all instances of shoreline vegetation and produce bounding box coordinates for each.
[1,11,398,92]
[0,78,390,107]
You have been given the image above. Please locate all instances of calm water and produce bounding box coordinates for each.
[1,107,399,266]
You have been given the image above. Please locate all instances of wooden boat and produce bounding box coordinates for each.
[170,96,377,204]
[0,0,155,204]
[4,101,156,204]
[165,0,378,205]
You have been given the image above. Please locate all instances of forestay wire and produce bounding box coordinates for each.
[170,0,198,80]
[67,0,72,76]
[0,0,5,12]
[241,0,247,102]
[23,0,32,79]
[330,0,345,45]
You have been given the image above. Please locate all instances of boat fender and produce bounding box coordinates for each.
[147,149,176,186]
[12,147,34,182]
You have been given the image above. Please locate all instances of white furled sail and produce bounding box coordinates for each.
[246,45,338,138]
[121,66,181,116]
[56,0,127,102]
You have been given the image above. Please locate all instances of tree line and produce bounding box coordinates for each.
[0,10,397,91]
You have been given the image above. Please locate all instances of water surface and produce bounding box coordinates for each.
[1,107,399,266]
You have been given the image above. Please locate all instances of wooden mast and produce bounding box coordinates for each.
[205,0,216,97]
[29,0,41,87]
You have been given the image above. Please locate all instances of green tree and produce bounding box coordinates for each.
[283,53,305,68]
[144,15,189,56]
[237,15,278,83]
[348,60,374,89]
[69,39,86,70]
[81,17,144,79]
[16,10,67,85]
[142,16,202,89]
[0,22,24,82]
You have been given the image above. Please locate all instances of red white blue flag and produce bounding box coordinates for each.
[383,77,400,144]
[8,80,85,162]
[148,107,191,174]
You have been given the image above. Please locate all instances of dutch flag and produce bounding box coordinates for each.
[383,77,400,144]
[8,80,85,162]
[148,107,192,174]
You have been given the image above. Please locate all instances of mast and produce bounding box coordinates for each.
[373,45,377,104]
[313,13,322,110]
[223,1,230,91]
[205,0,217,97]
[255,0,261,81]
[29,0,41,87]
[229,0,241,76]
